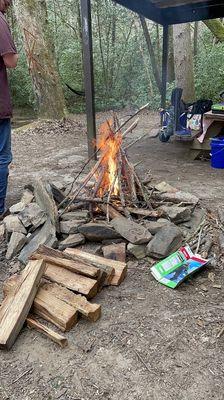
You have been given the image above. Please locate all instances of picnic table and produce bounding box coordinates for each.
[190,111,224,159]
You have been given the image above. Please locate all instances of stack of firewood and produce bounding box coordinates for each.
[0,244,127,350]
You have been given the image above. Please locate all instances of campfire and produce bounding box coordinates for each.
[0,107,222,350]
[60,110,155,224]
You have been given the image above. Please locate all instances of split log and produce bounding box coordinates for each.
[99,203,123,220]
[44,263,98,299]
[64,248,115,286]
[117,207,162,218]
[34,288,78,331]
[3,277,78,332]
[0,260,46,350]
[65,248,127,286]
[42,283,101,322]
[30,245,100,279]
[26,315,68,348]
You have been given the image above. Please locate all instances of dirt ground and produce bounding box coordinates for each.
[1,110,224,400]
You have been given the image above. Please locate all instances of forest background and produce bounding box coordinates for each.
[8,0,224,119]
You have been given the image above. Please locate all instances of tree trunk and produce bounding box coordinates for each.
[203,19,224,42]
[173,23,195,103]
[140,16,162,94]
[13,0,66,119]
[167,26,175,83]
[193,21,199,57]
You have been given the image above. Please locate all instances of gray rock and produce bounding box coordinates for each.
[3,215,27,235]
[111,217,152,244]
[6,232,27,260]
[179,208,206,237]
[9,189,34,214]
[78,222,120,242]
[58,233,85,250]
[158,191,199,205]
[19,203,47,228]
[159,205,192,224]
[60,220,85,234]
[61,210,89,221]
[79,242,102,255]
[143,219,171,235]
[10,202,26,214]
[0,223,5,237]
[155,181,176,193]
[18,219,57,264]
[34,178,59,230]
[127,243,147,259]
[146,224,183,259]
[21,189,34,205]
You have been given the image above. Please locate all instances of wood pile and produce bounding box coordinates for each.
[0,244,127,349]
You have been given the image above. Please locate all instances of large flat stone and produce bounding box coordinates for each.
[146,224,183,259]
[158,205,192,224]
[18,219,57,264]
[78,222,120,242]
[58,233,85,251]
[143,219,171,235]
[111,217,152,245]
[34,178,59,230]
[60,220,85,234]
[6,232,27,260]
[61,210,89,221]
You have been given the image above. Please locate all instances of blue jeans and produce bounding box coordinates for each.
[0,119,12,213]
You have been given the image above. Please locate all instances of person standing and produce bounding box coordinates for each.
[0,0,18,216]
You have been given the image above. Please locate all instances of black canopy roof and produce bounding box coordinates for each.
[114,0,224,25]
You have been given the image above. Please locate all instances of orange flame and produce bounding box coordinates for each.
[95,119,122,197]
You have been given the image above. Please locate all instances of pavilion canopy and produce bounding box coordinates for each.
[114,0,224,25]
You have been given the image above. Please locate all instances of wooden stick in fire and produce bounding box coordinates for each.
[117,151,132,220]
[58,103,149,210]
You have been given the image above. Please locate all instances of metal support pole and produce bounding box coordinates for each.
[161,25,169,111]
[81,0,97,159]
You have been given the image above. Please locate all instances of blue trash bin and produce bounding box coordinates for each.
[210,137,224,169]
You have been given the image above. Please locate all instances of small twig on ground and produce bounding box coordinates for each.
[12,368,33,384]
[217,326,224,338]
[133,349,151,373]
[196,226,204,253]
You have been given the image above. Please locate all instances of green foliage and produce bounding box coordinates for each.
[9,50,34,108]
[10,1,224,115]
[195,42,224,101]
